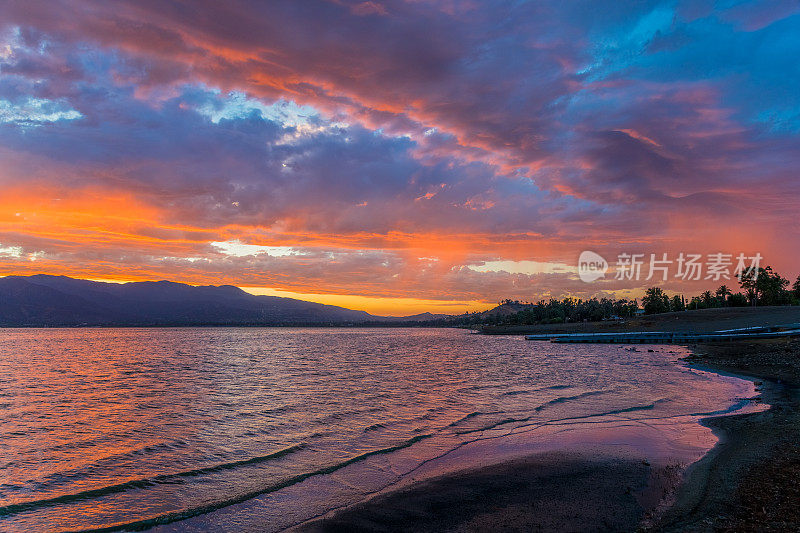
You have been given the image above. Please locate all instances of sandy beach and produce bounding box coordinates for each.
[296,337,800,533]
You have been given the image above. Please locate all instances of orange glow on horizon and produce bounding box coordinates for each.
[238,287,491,316]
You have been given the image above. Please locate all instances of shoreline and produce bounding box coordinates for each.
[293,340,798,532]
[295,453,674,532]
[655,339,800,531]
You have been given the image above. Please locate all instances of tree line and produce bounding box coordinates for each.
[461,265,800,326]
[641,266,799,314]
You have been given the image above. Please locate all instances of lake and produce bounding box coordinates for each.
[0,328,760,532]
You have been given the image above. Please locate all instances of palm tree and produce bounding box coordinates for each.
[701,290,714,308]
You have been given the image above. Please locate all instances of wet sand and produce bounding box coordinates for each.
[297,452,676,532]
[296,338,800,532]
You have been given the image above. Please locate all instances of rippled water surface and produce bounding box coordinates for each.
[0,328,759,532]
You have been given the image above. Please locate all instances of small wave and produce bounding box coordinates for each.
[534,390,607,412]
[0,443,306,517]
[455,383,506,393]
[454,416,530,435]
[304,430,332,439]
[550,399,669,423]
[48,434,434,533]
[39,438,193,478]
[363,422,387,432]
[607,401,661,415]
[500,390,528,397]
[499,383,572,397]
[452,392,615,436]
[444,411,483,428]
[689,398,753,418]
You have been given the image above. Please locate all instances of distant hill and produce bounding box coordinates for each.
[391,312,452,322]
[441,301,533,323]
[0,275,386,326]
[475,301,533,318]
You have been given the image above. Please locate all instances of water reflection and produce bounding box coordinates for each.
[0,328,759,532]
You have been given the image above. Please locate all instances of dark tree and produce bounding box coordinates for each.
[701,290,714,308]
[642,287,670,315]
[739,266,789,306]
[716,285,732,306]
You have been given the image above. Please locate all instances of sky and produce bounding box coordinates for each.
[0,0,799,315]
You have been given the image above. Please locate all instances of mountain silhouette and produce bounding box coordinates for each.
[0,275,379,326]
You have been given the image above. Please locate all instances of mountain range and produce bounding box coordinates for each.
[0,275,403,326]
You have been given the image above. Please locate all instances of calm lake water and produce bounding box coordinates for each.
[0,328,760,532]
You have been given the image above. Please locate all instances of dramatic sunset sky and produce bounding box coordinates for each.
[0,1,798,314]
